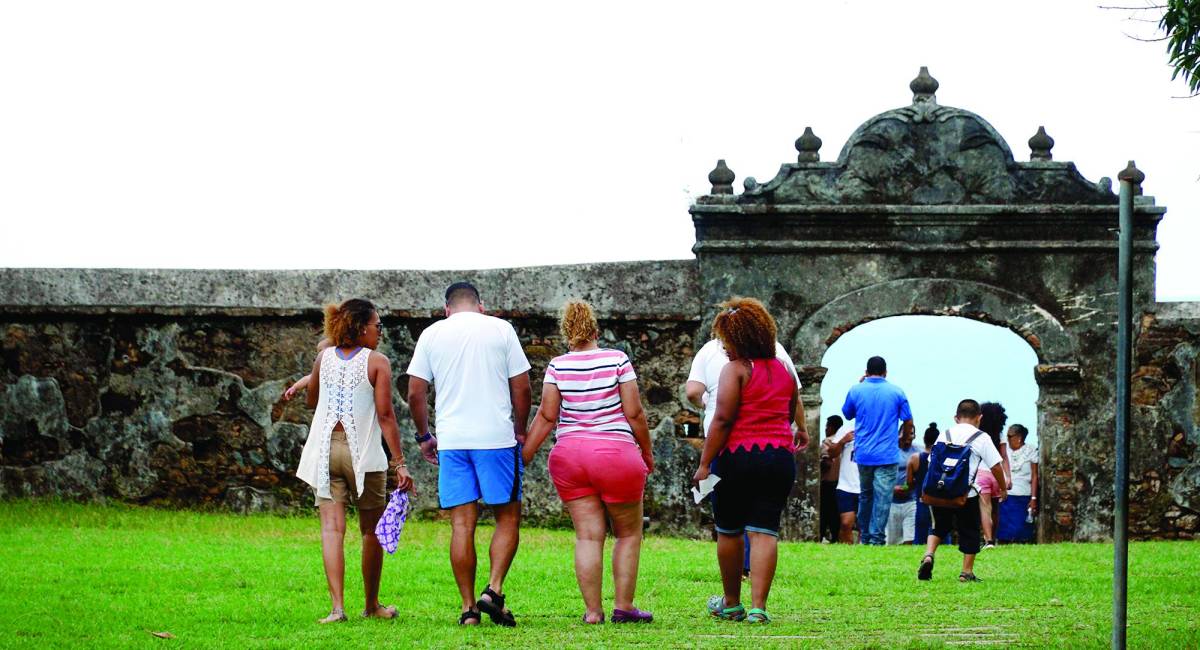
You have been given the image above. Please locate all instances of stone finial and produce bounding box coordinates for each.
[744,177,759,192]
[708,159,735,194]
[910,66,939,104]
[1117,160,1145,195]
[1029,126,1055,161]
[795,127,822,163]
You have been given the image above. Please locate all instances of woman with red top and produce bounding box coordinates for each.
[692,297,798,625]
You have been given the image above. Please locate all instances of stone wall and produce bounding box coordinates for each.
[1129,302,1200,539]
[0,263,730,537]
[4,262,1200,540]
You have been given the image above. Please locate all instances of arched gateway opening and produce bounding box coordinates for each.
[797,278,1070,543]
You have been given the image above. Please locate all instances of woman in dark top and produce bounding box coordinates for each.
[692,297,798,625]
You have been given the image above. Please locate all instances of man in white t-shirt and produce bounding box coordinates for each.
[822,421,859,543]
[685,337,809,449]
[406,282,532,627]
[917,399,1006,583]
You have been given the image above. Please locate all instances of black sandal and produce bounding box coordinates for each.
[477,585,517,627]
[458,609,481,626]
[917,554,935,581]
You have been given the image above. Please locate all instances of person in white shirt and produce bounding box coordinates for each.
[997,424,1039,543]
[916,399,1007,583]
[685,337,809,449]
[822,421,859,543]
[406,282,532,627]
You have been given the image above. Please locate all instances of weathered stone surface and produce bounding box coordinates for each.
[0,306,713,535]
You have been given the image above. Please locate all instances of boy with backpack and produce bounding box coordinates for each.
[917,399,1006,582]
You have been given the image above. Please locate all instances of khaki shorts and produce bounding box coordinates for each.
[314,430,387,510]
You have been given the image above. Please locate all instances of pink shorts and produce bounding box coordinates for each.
[548,437,648,504]
[976,468,999,495]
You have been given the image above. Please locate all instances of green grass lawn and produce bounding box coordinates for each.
[1,502,1197,649]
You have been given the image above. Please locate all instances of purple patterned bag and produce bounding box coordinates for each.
[374,489,410,554]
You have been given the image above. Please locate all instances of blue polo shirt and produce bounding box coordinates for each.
[841,377,913,466]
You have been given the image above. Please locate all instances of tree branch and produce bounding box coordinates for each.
[1121,31,1170,41]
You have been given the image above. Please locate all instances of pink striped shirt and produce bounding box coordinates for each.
[544,348,637,444]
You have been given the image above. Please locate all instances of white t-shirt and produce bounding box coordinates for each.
[686,339,801,435]
[406,311,532,450]
[941,422,1004,498]
[831,423,859,494]
[1008,443,1039,496]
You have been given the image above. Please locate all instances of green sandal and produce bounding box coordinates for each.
[706,595,747,621]
[746,608,772,624]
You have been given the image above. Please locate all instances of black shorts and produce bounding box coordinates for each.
[930,496,982,554]
[710,445,796,537]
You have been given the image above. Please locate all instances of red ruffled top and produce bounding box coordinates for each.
[724,358,796,454]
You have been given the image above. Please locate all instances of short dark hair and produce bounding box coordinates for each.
[923,422,940,448]
[866,356,887,375]
[1008,424,1029,443]
[956,399,981,419]
[445,281,481,305]
[826,415,844,430]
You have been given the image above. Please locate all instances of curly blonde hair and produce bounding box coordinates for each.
[323,298,376,347]
[711,297,777,360]
[559,300,599,350]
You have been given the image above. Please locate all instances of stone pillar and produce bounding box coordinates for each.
[1035,363,1084,541]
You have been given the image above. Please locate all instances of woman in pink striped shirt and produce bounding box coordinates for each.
[523,300,655,624]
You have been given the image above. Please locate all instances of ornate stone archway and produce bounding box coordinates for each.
[690,68,1165,541]
[791,277,1080,543]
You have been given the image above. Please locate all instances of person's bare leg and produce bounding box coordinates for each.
[962,553,976,575]
[318,501,347,622]
[484,500,521,599]
[925,534,941,556]
[979,495,995,542]
[606,500,645,612]
[716,533,744,607]
[746,531,778,611]
[566,496,607,622]
[449,502,480,621]
[358,506,394,617]
[839,512,857,544]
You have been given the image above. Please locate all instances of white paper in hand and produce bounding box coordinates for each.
[692,473,721,504]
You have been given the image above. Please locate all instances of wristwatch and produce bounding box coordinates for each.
[414,432,433,443]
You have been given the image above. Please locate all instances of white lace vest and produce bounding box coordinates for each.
[295,347,387,498]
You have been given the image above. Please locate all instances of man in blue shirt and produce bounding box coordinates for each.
[841,356,914,545]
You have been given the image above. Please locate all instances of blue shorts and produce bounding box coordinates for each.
[438,446,524,509]
[835,489,859,515]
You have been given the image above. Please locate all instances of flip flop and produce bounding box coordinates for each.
[362,604,398,619]
[477,585,517,627]
[706,595,746,621]
[318,609,348,624]
[746,608,771,624]
[611,607,652,623]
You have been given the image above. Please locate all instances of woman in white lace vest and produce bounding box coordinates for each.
[295,298,413,623]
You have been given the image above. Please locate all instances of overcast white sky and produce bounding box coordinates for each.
[1,1,1196,299]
